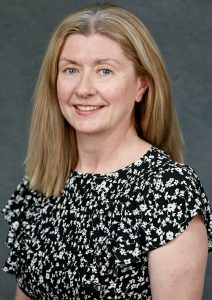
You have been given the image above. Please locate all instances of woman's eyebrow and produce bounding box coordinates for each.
[58,58,77,65]
[93,58,120,65]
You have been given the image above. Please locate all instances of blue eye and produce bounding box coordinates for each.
[99,68,112,76]
[66,68,77,75]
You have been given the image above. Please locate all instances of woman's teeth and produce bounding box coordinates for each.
[76,105,101,111]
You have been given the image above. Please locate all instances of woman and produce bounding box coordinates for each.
[2,3,212,300]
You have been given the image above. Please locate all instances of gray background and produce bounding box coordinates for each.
[0,0,211,299]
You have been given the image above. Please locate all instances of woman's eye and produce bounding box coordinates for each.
[99,68,112,76]
[65,68,78,75]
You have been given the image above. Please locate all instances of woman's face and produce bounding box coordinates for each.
[57,33,147,137]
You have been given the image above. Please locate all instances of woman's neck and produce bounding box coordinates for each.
[75,127,151,174]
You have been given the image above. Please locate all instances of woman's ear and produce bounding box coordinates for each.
[135,76,149,103]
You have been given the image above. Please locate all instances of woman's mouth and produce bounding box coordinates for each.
[74,105,104,115]
[76,105,102,111]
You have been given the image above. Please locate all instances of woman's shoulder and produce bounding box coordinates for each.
[137,147,212,252]
[145,146,200,184]
[141,146,210,217]
[2,176,43,226]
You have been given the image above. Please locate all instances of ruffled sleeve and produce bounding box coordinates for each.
[2,176,32,274]
[140,164,212,253]
[80,164,212,295]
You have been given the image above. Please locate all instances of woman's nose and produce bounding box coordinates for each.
[75,71,97,98]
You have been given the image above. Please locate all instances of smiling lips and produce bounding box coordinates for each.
[74,105,103,114]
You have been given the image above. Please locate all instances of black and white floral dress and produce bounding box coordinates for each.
[2,147,212,299]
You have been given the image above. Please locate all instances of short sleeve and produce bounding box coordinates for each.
[140,164,212,253]
[2,176,32,274]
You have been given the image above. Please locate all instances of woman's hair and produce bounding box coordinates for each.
[25,2,184,197]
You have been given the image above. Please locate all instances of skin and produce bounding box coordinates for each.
[57,34,146,137]
[148,216,208,300]
[57,33,150,174]
[15,34,208,299]
[15,286,30,300]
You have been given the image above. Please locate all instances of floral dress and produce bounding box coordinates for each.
[2,147,212,299]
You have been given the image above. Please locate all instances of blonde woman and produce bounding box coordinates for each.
[2,3,212,300]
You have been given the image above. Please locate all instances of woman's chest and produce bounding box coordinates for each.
[19,182,151,299]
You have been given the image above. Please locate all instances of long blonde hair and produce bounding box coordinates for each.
[25,3,184,197]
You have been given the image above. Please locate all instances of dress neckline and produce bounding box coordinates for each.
[70,145,156,178]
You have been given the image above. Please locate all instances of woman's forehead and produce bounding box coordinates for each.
[59,33,128,61]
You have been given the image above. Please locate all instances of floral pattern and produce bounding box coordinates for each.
[2,146,212,299]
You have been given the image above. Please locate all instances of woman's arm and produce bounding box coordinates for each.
[15,285,31,300]
[148,216,208,300]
